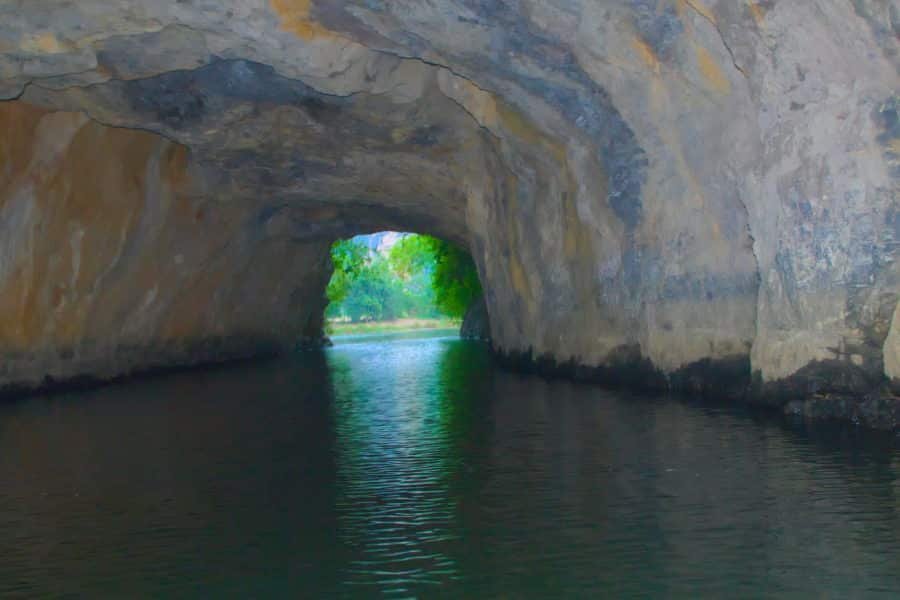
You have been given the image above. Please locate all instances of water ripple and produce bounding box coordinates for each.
[0,333,897,597]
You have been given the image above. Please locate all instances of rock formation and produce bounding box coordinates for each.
[461,294,491,342]
[0,1,897,427]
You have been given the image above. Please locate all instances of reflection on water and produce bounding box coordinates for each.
[0,332,898,597]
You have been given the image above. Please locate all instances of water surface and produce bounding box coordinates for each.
[1,332,898,597]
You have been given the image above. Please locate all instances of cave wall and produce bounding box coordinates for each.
[0,102,332,389]
[0,1,897,425]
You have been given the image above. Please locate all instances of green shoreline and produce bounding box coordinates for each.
[327,318,461,336]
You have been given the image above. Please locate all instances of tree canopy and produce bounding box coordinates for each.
[325,238,369,308]
[326,234,482,322]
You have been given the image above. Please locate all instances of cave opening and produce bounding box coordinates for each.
[2,3,900,595]
[322,231,489,341]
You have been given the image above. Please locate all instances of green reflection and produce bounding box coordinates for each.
[326,334,490,594]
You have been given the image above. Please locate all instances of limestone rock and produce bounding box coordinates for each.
[461,295,490,342]
[0,1,897,427]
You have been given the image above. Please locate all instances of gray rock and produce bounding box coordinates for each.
[0,0,897,427]
[460,295,490,342]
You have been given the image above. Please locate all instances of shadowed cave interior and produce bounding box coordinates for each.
[0,1,897,429]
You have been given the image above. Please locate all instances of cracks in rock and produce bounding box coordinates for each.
[7,80,30,102]
[682,0,750,82]
[0,19,222,101]
[6,59,363,151]
[729,168,763,363]
[2,29,507,155]
[381,48,493,96]
[440,90,503,144]
[361,45,503,144]
[17,78,189,149]
[4,63,105,101]
[10,52,504,150]
[742,195,762,284]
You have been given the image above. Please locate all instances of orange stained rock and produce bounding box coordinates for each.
[509,256,531,301]
[887,138,900,157]
[680,0,718,25]
[747,2,768,26]
[695,44,731,94]
[0,102,47,188]
[21,32,68,53]
[270,0,336,41]
[495,100,566,165]
[632,37,661,74]
[0,102,200,348]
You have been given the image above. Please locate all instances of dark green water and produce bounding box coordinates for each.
[1,331,899,598]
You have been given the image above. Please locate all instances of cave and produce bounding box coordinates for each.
[0,1,897,428]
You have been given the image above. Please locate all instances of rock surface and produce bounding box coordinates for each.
[461,295,491,342]
[0,1,897,426]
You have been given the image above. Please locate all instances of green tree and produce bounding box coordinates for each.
[428,239,481,318]
[389,235,481,319]
[326,239,368,317]
[389,235,434,279]
[327,233,482,322]
[341,257,406,322]
[388,235,441,318]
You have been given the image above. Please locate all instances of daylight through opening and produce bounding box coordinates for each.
[324,232,488,340]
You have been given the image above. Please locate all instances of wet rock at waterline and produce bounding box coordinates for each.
[0,1,897,427]
[461,295,491,342]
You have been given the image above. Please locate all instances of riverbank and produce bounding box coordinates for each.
[327,318,461,335]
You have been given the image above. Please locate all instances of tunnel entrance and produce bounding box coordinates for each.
[0,0,894,429]
[323,232,488,341]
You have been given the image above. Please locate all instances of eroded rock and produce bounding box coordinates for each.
[0,1,897,427]
[460,294,490,342]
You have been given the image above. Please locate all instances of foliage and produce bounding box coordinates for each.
[326,239,369,307]
[326,234,482,322]
[389,235,435,279]
[340,258,406,322]
[420,238,482,318]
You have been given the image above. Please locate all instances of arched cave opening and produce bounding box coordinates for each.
[0,1,896,428]
[320,231,490,342]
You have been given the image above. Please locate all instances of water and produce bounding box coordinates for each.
[1,331,898,598]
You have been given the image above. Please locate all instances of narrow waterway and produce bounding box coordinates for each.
[1,331,898,597]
